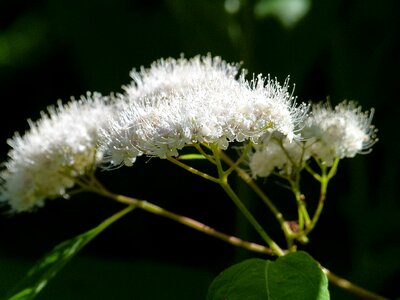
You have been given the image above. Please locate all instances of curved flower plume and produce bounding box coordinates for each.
[0,93,115,212]
[99,54,307,166]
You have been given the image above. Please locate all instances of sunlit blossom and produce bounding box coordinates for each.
[248,100,377,178]
[99,54,307,166]
[0,93,115,212]
[302,100,377,166]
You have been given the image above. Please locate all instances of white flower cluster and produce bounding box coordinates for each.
[0,93,115,212]
[249,101,377,178]
[98,55,307,166]
[302,101,377,164]
[0,54,377,212]
[249,133,307,178]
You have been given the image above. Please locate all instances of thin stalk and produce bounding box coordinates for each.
[77,176,274,255]
[218,150,292,238]
[224,142,253,176]
[304,163,322,181]
[322,267,389,300]
[277,140,311,235]
[304,158,339,235]
[303,177,327,235]
[218,177,284,256]
[290,179,311,228]
[165,143,284,255]
[166,156,220,184]
[211,146,285,256]
[327,157,340,180]
[78,175,388,300]
[193,143,217,164]
[123,195,274,255]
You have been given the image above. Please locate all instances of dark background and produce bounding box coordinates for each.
[0,0,399,299]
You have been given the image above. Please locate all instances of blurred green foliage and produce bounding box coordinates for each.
[0,0,399,299]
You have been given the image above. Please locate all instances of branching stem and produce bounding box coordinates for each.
[166,156,220,183]
[77,178,275,256]
[76,172,388,300]
[217,150,293,240]
[304,158,339,235]
[211,145,285,256]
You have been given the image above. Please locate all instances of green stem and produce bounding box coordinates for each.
[322,267,389,300]
[304,163,322,181]
[166,156,220,184]
[304,158,339,235]
[218,177,284,256]
[125,195,274,255]
[95,204,136,231]
[193,143,216,164]
[224,142,253,176]
[218,150,292,239]
[327,157,340,180]
[276,140,311,243]
[78,177,274,256]
[212,146,285,256]
[101,189,388,299]
[305,178,327,235]
[290,179,311,228]
[78,175,388,300]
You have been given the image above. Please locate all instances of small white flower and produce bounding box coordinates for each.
[99,54,307,166]
[249,138,288,178]
[249,133,308,178]
[0,92,115,212]
[302,100,377,165]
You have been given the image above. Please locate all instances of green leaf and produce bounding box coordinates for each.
[207,251,329,300]
[178,154,206,160]
[5,205,135,300]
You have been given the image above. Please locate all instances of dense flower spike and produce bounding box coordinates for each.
[0,93,115,212]
[99,54,307,166]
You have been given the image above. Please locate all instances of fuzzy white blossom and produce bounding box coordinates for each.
[302,101,377,166]
[0,93,115,212]
[248,100,377,178]
[99,54,308,166]
[249,133,309,178]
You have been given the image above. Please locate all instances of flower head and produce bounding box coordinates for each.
[247,100,377,178]
[99,54,307,166]
[302,100,377,165]
[0,92,115,212]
